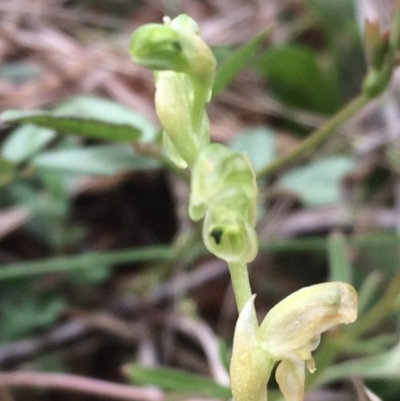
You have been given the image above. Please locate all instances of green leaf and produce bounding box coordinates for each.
[0,156,16,173]
[348,334,395,355]
[279,156,356,206]
[229,127,277,172]
[0,244,177,281]
[0,156,16,185]
[2,125,56,163]
[320,342,400,384]
[33,144,160,175]
[256,44,342,114]
[1,96,157,143]
[55,96,157,142]
[124,365,231,399]
[357,271,383,316]
[328,232,352,283]
[307,0,356,31]
[212,29,269,97]
[0,296,65,342]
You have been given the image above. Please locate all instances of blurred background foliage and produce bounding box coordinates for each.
[1,0,400,401]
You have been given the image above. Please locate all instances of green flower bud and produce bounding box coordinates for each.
[203,205,258,264]
[189,143,257,222]
[364,20,389,70]
[130,14,216,169]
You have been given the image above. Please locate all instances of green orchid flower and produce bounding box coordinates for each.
[189,143,258,263]
[189,143,257,223]
[130,16,359,401]
[230,282,358,401]
[130,14,216,169]
[203,204,258,264]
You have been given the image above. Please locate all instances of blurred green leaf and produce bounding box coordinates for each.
[320,341,400,383]
[2,125,56,163]
[256,44,342,114]
[0,234,398,281]
[218,340,232,372]
[355,244,399,277]
[54,96,157,142]
[213,29,269,97]
[0,156,16,185]
[0,156,16,173]
[124,365,231,398]
[229,127,277,172]
[0,244,177,281]
[357,271,383,316]
[349,334,395,355]
[328,232,352,283]
[33,144,160,175]
[67,264,112,286]
[279,156,356,206]
[307,0,356,31]
[1,96,156,143]
[387,145,400,174]
[0,295,65,342]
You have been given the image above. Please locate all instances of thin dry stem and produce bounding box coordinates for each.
[0,371,164,401]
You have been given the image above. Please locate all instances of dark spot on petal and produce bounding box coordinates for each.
[210,228,223,245]
[172,41,182,52]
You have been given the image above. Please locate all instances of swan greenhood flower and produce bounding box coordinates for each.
[129,14,216,169]
[130,14,215,78]
[230,282,358,401]
[190,143,259,263]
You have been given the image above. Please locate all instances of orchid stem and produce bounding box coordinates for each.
[228,262,257,326]
[256,94,370,178]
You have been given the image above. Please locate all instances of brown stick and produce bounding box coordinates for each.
[0,371,164,401]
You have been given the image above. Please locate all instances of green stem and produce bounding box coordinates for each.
[227,262,252,312]
[228,261,258,328]
[0,245,195,281]
[2,233,399,281]
[256,94,370,178]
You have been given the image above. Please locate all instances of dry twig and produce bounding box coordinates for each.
[0,371,164,401]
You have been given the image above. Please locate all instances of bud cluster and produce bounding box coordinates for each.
[130,14,258,264]
[362,0,400,97]
[130,14,215,169]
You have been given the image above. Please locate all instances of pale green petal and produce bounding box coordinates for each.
[129,14,215,78]
[170,14,200,34]
[231,295,273,401]
[275,357,305,401]
[203,206,258,263]
[155,72,200,168]
[130,24,190,72]
[259,282,358,358]
[162,131,188,169]
[189,143,257,222]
